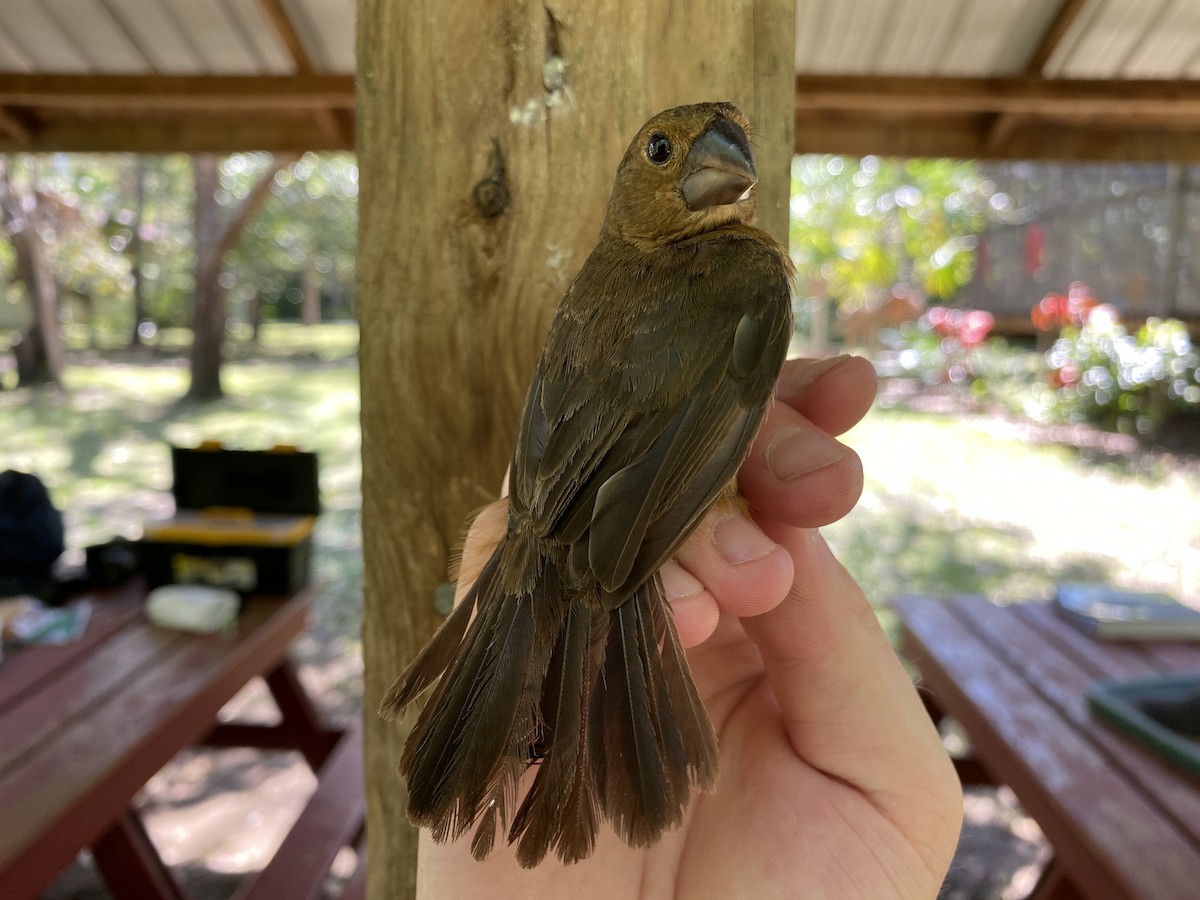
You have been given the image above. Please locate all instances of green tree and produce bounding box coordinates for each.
[0,156,66,386]
[2,154,195,349]
[223,152,358,336]
[186,153,292,401]
[790,156,988,350]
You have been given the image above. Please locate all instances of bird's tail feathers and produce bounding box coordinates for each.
[382,534,719,867]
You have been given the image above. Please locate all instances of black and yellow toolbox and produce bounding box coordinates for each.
[138,443,320,594]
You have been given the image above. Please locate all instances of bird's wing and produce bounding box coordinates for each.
[509,235,792,607]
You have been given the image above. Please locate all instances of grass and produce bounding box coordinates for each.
[828,403,1200,638]
[6,325,1200,696]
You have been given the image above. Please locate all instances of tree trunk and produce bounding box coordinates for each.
[188,155,225,400]
[186,153,293,401]
[301,254,321,325]
[1159,163,1188,319]
[356,1,795,896]
[128,155,148,347]
[248,288,264,343]
[0,157,66,387]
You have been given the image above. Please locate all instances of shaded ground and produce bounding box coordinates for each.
[17,344,1200,899]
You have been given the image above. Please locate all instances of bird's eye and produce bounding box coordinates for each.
[645,133,673,165]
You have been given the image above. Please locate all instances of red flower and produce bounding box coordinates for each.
[1032,294,1065,331]
[1049,364,1078,388]
[958,310,995,348]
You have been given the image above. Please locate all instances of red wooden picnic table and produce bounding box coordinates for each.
[893,595,1200,900]
[0,578,349,900]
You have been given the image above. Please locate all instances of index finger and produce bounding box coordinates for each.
[776,355,878,436]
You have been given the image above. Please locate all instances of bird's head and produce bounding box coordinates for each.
[602,101,758,249]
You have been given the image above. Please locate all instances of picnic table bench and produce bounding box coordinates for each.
[0,579,365,900]
[893,595,1200,900]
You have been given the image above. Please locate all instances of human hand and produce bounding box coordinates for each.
[416,356,962,899]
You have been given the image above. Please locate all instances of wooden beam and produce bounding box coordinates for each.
[794,74,1200,121]
[793,111,1200,162]
[1027,0,1092,74]
[0,74,355,110]
[0,106,31,143]
[256,0,350,147]
[257,0,317,73]
[0,118,350,154]
[359,0,794,895]
[987,0,1093,153]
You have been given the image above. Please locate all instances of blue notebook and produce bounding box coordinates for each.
[1054,583,1200,641]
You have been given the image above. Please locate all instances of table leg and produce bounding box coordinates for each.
[1029,858,1087,900]
[265,657,341,770]
[920,689,948,724]
[91,809,187,900]
[199,657,341,769]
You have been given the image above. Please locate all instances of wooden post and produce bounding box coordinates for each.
[356,2,795,896]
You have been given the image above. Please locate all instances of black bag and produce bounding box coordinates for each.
[0,470,65,583]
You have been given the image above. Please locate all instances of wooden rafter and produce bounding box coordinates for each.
[1027,0,1092,74]
[258,0,317,72]
[0,74,355,110]
[256,0,351,146]
[0,106,31,143]
[792,110,1200,162]
[0,119,349,154]
[794,75,1200,121]
[986,0,1093,152]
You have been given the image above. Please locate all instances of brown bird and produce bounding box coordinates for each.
[380,101,794,868]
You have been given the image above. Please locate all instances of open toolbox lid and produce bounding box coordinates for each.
[170,443,320,516]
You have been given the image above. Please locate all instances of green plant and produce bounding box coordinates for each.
[1045,308,1200,439]
[880,306,997,387]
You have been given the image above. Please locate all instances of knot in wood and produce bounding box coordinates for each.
[473,139,509,218]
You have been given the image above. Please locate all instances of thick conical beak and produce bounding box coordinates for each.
[679,117,756,211]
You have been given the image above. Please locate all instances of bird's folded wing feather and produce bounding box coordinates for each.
[509,236,792,606]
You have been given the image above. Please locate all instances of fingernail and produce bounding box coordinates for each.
[660,560,703,601]
[766,426,847,480]
[713,514,778,565]
[777,354,849,398]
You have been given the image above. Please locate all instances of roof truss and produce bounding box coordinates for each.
[794,75,1200,161]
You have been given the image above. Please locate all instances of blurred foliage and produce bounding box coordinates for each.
[878,306,997,388]
[2,154,194,331]
[1044,310,1200,440]
[1,152,357,342]
[790,156,989,314]
[221,153,358,324]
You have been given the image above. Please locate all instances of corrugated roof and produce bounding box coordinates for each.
[0,0,1199,158]
[0,0,354,152]
[792,0,1200,160]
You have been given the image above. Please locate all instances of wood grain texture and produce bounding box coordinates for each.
[894,596,1200,900]
[355,1,795,896]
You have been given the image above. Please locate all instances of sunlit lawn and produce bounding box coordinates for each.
[830,405,1200,637]
[5,326,1200,703]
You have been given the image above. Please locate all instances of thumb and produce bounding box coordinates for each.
[739,522,953,801]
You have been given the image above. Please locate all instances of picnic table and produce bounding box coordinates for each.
[893,595,1200,900]
[0,578,365,900]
